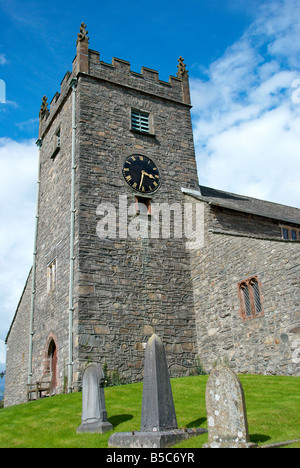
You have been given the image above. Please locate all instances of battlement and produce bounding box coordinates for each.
[76,49,189,105]
[38,23,191,137]
[73,23,190,105]
[38,70,73,138]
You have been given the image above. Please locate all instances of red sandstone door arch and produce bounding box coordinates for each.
[47,339,57,394]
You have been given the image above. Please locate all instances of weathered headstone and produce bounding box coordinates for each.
[108,334,206,448]
[77,362,113,434]
[140,333,178,432]
[203,364,257,448]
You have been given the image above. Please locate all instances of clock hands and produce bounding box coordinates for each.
[143,171,155,179]
[139,172,145,191]
[138,170,155,190]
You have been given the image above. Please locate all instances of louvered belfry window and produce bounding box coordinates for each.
[131,110,150,133]
[238,276,264,320]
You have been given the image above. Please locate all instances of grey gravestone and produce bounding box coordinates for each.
[108,334,206,448]
[77,362,113,434]
[203,364,257,448]
[141,333,177,431]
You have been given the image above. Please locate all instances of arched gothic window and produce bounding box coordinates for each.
[238,276,264,320]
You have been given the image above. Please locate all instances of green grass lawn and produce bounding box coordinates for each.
[0,375,299,448]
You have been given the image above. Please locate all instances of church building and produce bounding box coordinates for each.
[4,24,300,407]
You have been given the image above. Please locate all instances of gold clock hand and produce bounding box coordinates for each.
[143,171,155,179]
[139,171,145,190]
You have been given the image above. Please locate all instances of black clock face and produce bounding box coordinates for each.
[122,155,161,194]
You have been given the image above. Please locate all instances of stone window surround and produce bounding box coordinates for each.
[238,275,264,321]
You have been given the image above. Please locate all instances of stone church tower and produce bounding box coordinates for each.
[5,24,201,405]
[5,24,300,407]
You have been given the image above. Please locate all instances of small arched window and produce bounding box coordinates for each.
[238,276,264,320]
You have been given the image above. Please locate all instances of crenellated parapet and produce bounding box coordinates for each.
[83,50,190,106]
[39,23,191,137]
[38,70,72,138]
[72,22,191,105]
[84,50,190,105]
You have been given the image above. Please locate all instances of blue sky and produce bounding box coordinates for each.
[1,0,300,363]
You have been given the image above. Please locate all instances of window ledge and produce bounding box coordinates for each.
[240,312,264,322]
[130,129,156,138]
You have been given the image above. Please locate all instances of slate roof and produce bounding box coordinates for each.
[182,186,300,226]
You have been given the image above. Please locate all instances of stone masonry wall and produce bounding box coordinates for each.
[5,270,32,406]
[74,63,200,384]
[4,73,80,405]
[30,86,77,394]
[191,201,300,376]
[4,46,200,403]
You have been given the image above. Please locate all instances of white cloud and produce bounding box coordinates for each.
[200,104,300,204]
[0,138,37,341]
[191,0,300,208]
[16,118,39,132]
[0,79,5,104]
[0,54,7,65]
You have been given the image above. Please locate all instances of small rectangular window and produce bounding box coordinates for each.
[238,276,264,320]
[131,110,150,133]
[51,128,61,159]
[56,130,61,148]
[282,228,289,239]
[281,225,300,241]
[47,259,57,295]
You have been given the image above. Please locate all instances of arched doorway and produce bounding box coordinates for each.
[47,339,57,394]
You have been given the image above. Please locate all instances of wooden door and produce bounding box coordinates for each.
[48,340,57,394]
